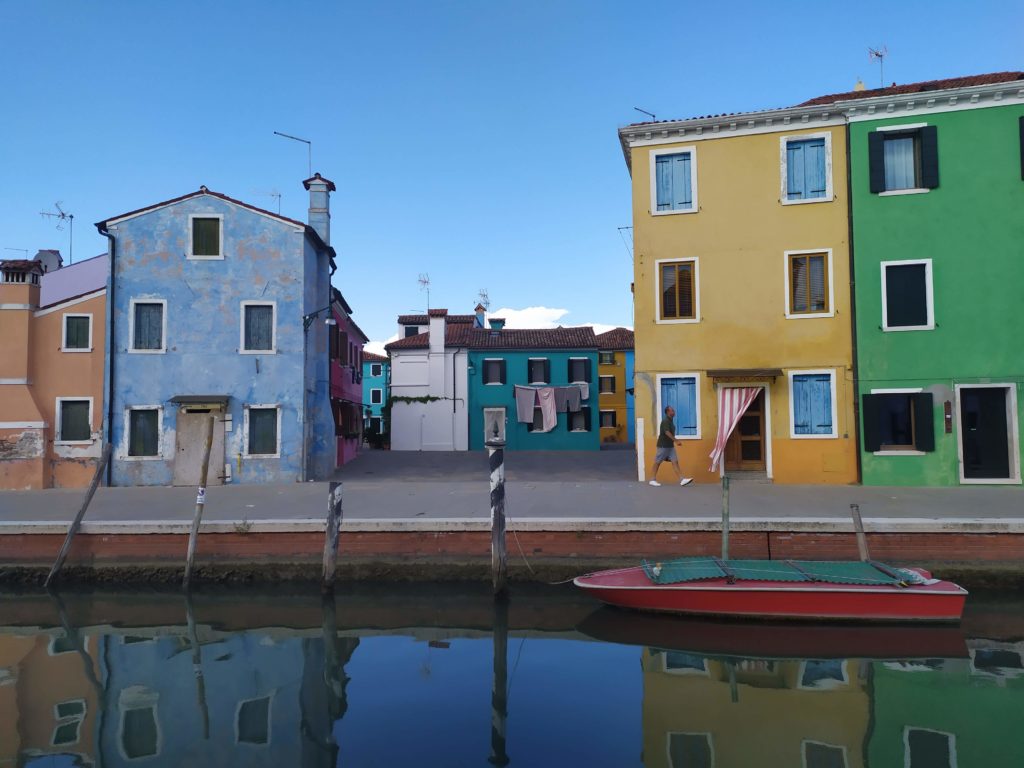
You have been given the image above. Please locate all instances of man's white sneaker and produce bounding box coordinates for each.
[648,480,661,487]
[680,478,693,487]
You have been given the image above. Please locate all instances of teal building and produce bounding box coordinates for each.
[362,351,389,437]
[832,72,1024,486]
[467,322,599,451]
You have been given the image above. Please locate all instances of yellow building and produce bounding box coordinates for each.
[620,105,858,484]
[642,650,869,768]
[596,328,634,445]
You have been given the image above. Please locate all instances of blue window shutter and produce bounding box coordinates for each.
[793,376,812,433]
[661,378,697,436]
[655,155,672,210]
[793,374,832,435]
[787,142,805,199]
[672,154,692,209]
[805,139,826,197]
[811,375,832,434]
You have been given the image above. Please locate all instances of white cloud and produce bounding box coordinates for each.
[491,306,630,335]
[364,335,396,356]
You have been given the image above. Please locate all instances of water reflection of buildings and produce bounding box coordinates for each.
[0,625,353,768]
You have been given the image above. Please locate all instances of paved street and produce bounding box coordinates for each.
[1,450,1022,529]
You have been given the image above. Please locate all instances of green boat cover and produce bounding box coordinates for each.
[641,557,909,586]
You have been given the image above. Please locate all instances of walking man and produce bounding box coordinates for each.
[649,405,693,487]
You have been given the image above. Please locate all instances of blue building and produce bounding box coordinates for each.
[361,352,389,438]
[467,320,599,451]
[97,176,337,485]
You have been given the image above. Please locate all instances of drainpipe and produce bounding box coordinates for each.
[845,120,864,484]
[97,223,116,487]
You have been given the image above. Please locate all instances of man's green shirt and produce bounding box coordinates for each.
[657,417,675,448]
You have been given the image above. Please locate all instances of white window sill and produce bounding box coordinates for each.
[882,324,934,332]
[878,188,930,197]
[599,426,617,430]
[61,348,93,353]
[791,433,839,440]
[873,450,925,456]
[187,254,225,260]
[675,435,701,441]
[784,311,834,320]
[128,349,166,355]
[55,440,93,446]
[528,382,548,386]
[244,453,281,459]
[600,392,615,396]
[781,196,831,206]
[484,382,504,386]
[240,349,276,355]
[651,208,697,216]
[959,477,1022,486]
[569,429,589,433]
[122,455,163,461]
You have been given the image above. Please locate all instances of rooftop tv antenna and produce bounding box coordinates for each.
[634,106,656,122]
[273,131,312,177]
[476,288,491,311]
[3,247,29,257]
[39,202,74,263]
[617,226,634,260]
[868,46,888,88]
[252,188,282,214]
[418,273,431,309]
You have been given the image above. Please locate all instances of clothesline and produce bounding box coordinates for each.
[513,383,590,431]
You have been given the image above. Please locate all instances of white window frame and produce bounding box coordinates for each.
[483,357,504,386]
[881,259,934,331]
[244,404,282,458]
[128,298,167,354]
[655,257,700,325]
[187,213,224,260]
[649,145,699,216]
[599,375,616,395]
[599,351,615,365]
[802,740,849,768]
[876,123,931,197]
[902,726,956,768]
[55,396,94,445]
[665,732,714,768]
[568,356,590,385]
[527,357,549,385]
[123,406,163,460]
[655,372,703,441]
[370,363,383,377]
[239,300,277,354]
[779,131,834,206]
[61,313,93,352]
[954,383,1022,485]
[370,388,383,405]
[235,693,274,746]
[51,698,87,747]
[784,249,835,320]
[599,409,617,429]
[788,369,839,439]
[869,387,926,456]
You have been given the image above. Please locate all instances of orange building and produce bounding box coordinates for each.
[0,253,107,489]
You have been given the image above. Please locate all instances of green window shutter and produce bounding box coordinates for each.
[919,126,939,189]
[248,408,278,455]
[868,132,886,193]
[60,401,90,441]
[499,360,506,384]
[192,218,220,256]
[912,392,935,452]
[129,410,158,456]
[861,394,882,452]
[65,316,90,349]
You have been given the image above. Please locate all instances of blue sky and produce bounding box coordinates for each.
[1,0,1020,349]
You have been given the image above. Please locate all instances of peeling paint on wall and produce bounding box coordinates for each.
[0,429,44,459]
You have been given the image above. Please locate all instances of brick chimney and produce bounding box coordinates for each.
[302,173,336,246]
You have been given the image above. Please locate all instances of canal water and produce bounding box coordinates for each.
[0,584,1021,767]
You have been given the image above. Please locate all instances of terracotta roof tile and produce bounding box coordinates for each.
[386,325,599,352]
[397,313,476,325]
[797,71,1024,107]
[363,351,388,363]
[595,327,634,350]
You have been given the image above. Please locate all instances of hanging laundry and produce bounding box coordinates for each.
[564,384,582,413]
[514,385,537,423]
[575,382,589,401]
[537,387,557,432]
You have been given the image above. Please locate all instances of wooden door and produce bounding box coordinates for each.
[725,390,766,471]
[961,387,1011,479]
[172,408,225,486]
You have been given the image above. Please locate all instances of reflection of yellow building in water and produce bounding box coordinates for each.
[0,633,100,767]
[642,649,869,767]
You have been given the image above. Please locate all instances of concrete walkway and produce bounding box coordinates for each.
[1,451,1022,533]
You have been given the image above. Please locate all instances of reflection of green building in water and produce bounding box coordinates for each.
[867,640,1024,767]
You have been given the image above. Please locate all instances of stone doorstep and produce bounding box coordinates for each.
[1,517,1023,535]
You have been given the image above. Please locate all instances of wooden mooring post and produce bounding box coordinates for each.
[489,596,510,767]
[850,503,870,562]
[183,416,216,590]
[322,482,343,592]
[184,591,210,739]
[486,436,507,597]
[720,474,731,560]
[45,443,112,588]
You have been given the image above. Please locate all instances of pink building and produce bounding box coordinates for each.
[329,287,368,467]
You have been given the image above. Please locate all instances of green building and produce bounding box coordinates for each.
[833,72,1024,486]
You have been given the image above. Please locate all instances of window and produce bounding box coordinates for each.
[528,358,550,384]
[369,417,382,433]
[242,302,275,352]
[52,699,86,747]
[600,410,616,428]
[370,363,383,377]
[599,352,615,365]
[568,409,591,432]
[658,258,698,322]
[62,314,91,351]
[659,376,699,438]
[527,407,545,432]
[862,391,934,453]
[904,728,956,768]
[483,358,506,385]
[799,659,847,690]
[57,399,91,442]
[881,260,933,331]
[803,741,848,768]
[189,215,222,258]
[782,135,830,202]
[568,357,591,384]
[668,733,712,768]
[130,300,165,352]
[868,125,939,193]
[786,250,832,317]
[370,388,383,405]
[122,706,159,759]
[246,406,279,456]
[664,652,707,673]
[790,372,836,438]
[127,408,160,457]
[404,326,420,338]
[599,376,616,395]
[651,147,697,214]
[237,696,270,745]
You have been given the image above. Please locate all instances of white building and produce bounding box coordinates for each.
[386,309,471,450]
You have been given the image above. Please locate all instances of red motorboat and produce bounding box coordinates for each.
[573,557,967,622]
